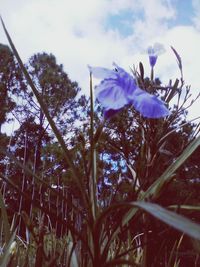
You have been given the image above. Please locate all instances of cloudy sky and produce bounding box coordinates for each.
[1,0,200,124]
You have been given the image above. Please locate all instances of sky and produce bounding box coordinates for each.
[1,0,200,132]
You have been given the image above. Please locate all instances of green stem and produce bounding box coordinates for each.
[90,72,97,221]
[150,66,154,81]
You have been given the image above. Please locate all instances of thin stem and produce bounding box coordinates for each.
[89,72,97,221]
[150,66,154,81]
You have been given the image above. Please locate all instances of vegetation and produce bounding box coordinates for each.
[0,18,200,266]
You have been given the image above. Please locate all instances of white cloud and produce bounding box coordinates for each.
[124,0,175,45]
[192,0,200,30]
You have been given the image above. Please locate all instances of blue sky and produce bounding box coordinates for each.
[171,1,194,26]
[0,0,200,132]
[107,2,190,27]
[106,1,196,38]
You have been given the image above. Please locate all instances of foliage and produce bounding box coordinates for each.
[0,43,25,132]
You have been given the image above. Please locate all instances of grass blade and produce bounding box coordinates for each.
[123,135,200,226]
[142,135,200,200]
[0,229,17,267]
[106,135,200,243]
[0,191,10,243]
[133,201,200,240]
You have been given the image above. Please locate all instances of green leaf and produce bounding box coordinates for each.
[0,191,10,243]
[139,62,144,81]
[169,205,200,211]
[119,135,200,233]
[0,229,16,267]
[133,202,200,240]
[143,135,200,200]
[67,231,79,267]
[171,46,182,73]
[166,78,179,103]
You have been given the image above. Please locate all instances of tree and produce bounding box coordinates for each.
[2,51,89,237]
[0,43,25,132]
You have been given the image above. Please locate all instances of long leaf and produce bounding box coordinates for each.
[123,134,200,226]
[0,229,17,267]
[104,134,200,245]
[143,135,200,200]
[0,191,10,243]
[96,201,200,263]
[67,231,79,267]
[133,202,200,240]
[169,205,200,211]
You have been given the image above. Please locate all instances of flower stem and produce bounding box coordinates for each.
[89,72,97,220]
[150,66,154,81]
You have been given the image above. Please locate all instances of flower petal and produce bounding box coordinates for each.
[95,80,128,110]
[153,42,165,56]
[88,65,117,79]
[92,64,137,111]
[148,46,155,56]
[148,43,165,56]
[149,55,158,68]
[112,63,138,99]
[131,88,170,118]
[88,63,170,119]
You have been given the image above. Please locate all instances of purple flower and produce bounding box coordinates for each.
[147,43,165,68]
[131,87,169,118]
[88,63,136,111]
[88,63,170,119]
